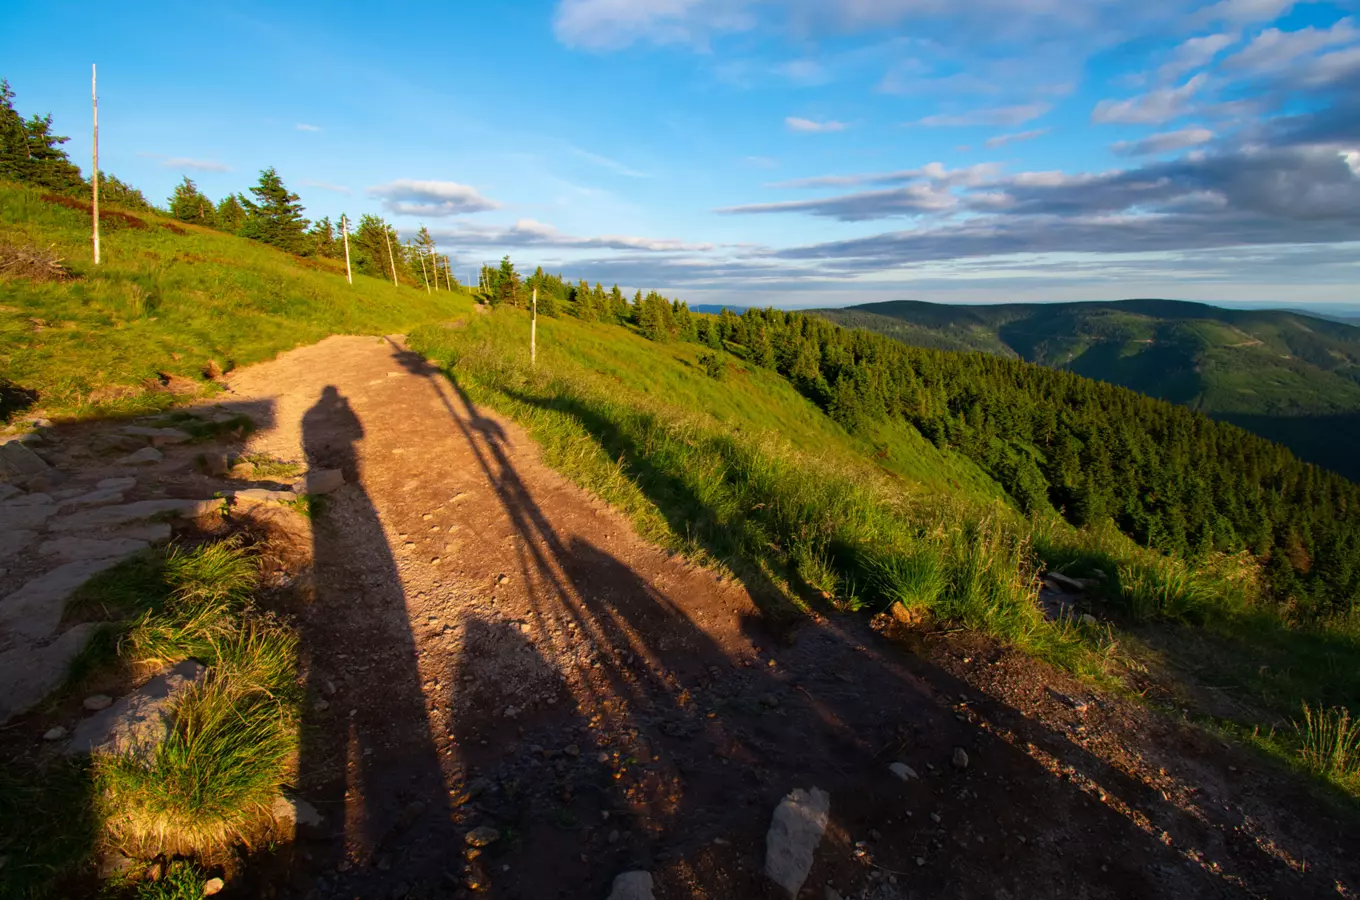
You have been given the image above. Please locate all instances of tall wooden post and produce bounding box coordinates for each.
[430,250,439,291]
[531,286,538,367]
[91,64,100,265]
[417,245,431,293]
[383,226,398,287]
[340,214,352,285]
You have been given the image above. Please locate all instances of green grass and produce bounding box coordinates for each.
[5,540,299,897]
[1296,703,1360,789]
[0,179,474,421]
[233,453,301,480]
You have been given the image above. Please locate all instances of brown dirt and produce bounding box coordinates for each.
[205,335,1356,900]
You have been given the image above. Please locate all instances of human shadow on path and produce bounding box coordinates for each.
[286,385,455,897]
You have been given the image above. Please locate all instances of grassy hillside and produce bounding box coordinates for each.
[815,299,1360,479]
[0,180,474,419]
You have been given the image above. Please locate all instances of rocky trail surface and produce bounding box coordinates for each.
[3,334,1357,899]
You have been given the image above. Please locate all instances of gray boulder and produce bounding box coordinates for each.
[117,447,163,466]
[0,440,53,484]
[606,871,655,900]
[765,787,831,898]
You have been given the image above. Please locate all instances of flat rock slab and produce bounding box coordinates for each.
[39,535,151,562]
[0,502,57,531]
[0,623,98,723]
[765,787,831,898]
[0,484,19,503]
[97,477,137,491]
[120,426,192,446]
[0,557,125,646]
[5,492,53,506]
[0,441,52,480]
[66,659,205,757]
[117,447,164,466]
[606,871,656,900]
[231,488,297,506]
[61,487,126,509]
[47,499,199,532]
[0,529,36,562]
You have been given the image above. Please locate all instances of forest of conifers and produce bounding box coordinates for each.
[491,270,1360,620]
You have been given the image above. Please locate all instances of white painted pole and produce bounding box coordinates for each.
[384,226,398,287]
[531,286,537,367]
[417,244,431,293]
[91,64,100,265]
[341,214,352,285]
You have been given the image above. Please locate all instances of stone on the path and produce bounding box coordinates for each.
[272,793,323,836]
[117,447,163,466]
[889,762,918,782]
[5,492,53,506]
[202,452,229,476]
[0,502,57,531]
[116,522,173,546]
[0,557,125,646]
[83,694,113,711]
[0,529,37,561]
[47,499,200,532]
[1080,613,1098,627]
[39,535,150,562]
[120,426,192,446]
[465,825,500,847]
[291,469,344,495]
[59,487,125,509]
[764,787,831,898]
[1045,571,1094,593]
[89,433,144,455]
[0,624,98,723]
[0,483,19,503]
[606,871,655,900]
[203,877,225,896]
[0,440,53,484]
[97,477,137,491]
[952,747,970,770]
[67,661,205,758]
[43,726,68,741]
[231,488,297,506]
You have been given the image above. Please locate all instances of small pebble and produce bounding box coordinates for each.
[83,695,113,711]
[203,877,225,895]
[952,747,970,770]
[43,726,68,741]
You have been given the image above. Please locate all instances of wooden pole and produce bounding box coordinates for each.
[91,64,100,265]
[430,250,439,291]
[531,286,537,367]
[383,226,398,287]
[341,214,352,285]
[417,244,431,293]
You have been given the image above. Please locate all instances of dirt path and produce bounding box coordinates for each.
[217,335,1355,900]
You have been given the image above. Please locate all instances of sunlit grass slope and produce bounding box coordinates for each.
[0,180,474,418]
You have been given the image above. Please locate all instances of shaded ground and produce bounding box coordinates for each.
[209,335,1356,899]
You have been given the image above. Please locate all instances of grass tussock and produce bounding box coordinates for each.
[1295,703,1360,787]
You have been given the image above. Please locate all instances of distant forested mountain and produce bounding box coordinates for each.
[813,299,1360,480]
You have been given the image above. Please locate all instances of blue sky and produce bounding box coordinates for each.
[4,0,1359,308]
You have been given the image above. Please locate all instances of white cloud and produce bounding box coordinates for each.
[366,180,500,217]
[1159,33,1237,80]
[785,116,848,133]
[1111,126,1215,155]
[569,145,651,178]
[158,157,232,172]
[554,0,754,50]
[433,218,715,252]
[300,179,351,194]
[984,128,1050,147]
[1191,0,1296,26]
[296,123,322,132]
[1092,73,1206,124]
[769,162,1002,190]
[1223,18,1359,74]
[914,103,1050,127]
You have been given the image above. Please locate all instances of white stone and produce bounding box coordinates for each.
[272,793,323,836]
[606,871,655,900]
[67,660,206,758]
[291,469,344,495]
[203,877,225,896]
[889,762,918,782]
[764,787,831,898]
[0,557,125,646]
[0,624,98,723]
[43,726,68,741]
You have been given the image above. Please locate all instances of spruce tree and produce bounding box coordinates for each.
[216,194,248,233]
[240,167,309,253]
[0,80,86,192]
[169,177,216,225]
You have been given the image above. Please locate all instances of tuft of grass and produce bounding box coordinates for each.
[235,453,301,480]
[129,861,209,900]
[1295,703,1360,786]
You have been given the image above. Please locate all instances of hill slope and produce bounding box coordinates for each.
[814,299,1360,479]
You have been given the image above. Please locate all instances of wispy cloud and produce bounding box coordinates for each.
[984,128,1049,148]
[768,162,1002,191]
[1092,74,1206,124]
[1158,33,1237,81]
[155,156,232,173]
[366,180,499,216]
[913,103,1050,127]
[300,179,351,194]
[1222,18,1359,75]
[431,218,714,252]
[1111,126,1214,155]
[296,123,322,132]
[568,145,652,178]
[743,155,779,168]
[785,116,848,133]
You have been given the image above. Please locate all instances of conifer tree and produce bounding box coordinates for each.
[215,194,247,234]
[169,177,216,226]
[0,80,86,192]
[240,167,309,253]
